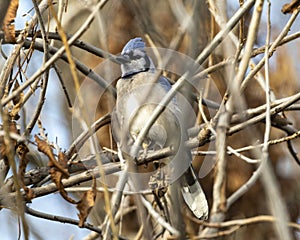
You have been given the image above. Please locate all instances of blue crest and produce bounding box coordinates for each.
[121,37,145,55]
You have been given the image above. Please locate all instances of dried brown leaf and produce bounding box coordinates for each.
[2,0,19,42]
[34,135,77,203]
[49,167,77,204]
[52,151,76,204]
[76,177,97,227]
[34,135,69,177]
[17,143,35,200]
[58,151,68,170]
[10,81,23,120]
[0,120,19,160]
[17,143,29,177]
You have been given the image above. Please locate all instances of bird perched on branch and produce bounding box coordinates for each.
[112,37,208,220]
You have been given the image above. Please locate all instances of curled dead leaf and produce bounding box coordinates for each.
[58,151,68,170]
[10,81,24,120]
[49,167,77,204]
[17,143,29,179]
[77,177,97,227]
[0,120,19,164]
[34,135,69,177]
[51,151,76,204]
[17,143,35,200]
[35,135,76,203]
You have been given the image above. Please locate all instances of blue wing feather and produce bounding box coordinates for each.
[158,76,172,92]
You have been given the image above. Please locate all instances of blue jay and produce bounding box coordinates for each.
[112,37,208,220]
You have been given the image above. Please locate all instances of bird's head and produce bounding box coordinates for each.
[120,37,155,78]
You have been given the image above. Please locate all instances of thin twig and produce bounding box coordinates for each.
[141,196,180,237]
[24,0,50,136]
[230,0,264,103]
[21,39,116,97]
[196,226,241,239]
[25,206,103,235]
[226,146,260,164]
[0,107,28,238]
[191,214,300,230]
[229,91,300,135]
[53,63,73,108]
[0,30,128,65]
[196,0,255,65]
[1,0,112,107]
[258,2,293,239]
[66,114,111,158]
[0,0,49,100]
[32,163,121,198]
[241,8,300,91]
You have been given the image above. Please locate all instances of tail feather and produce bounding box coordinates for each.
[181,166,209,219]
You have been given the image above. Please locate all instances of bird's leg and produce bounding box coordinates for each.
[117,142,126,166]
[142,142,149,160]
[130,133,151,164]
[150,165,171,223]
[149,162,169,192]
[151,188,171,224]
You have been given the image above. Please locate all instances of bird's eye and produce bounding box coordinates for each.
[131,54,143,60]
[124,51,144,61]
[133,55,142,60]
